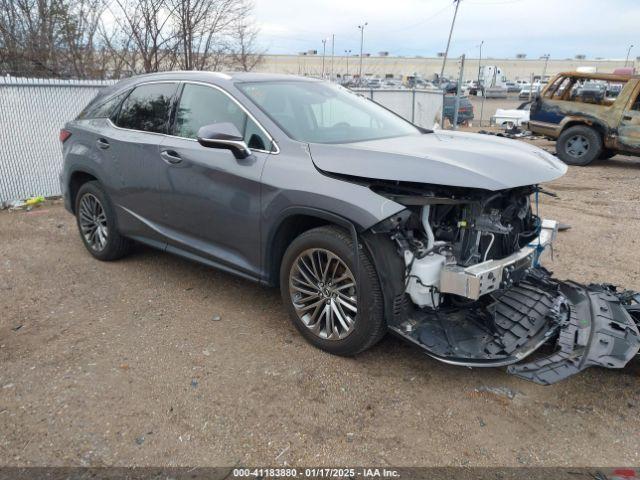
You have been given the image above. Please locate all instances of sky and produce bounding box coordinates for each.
[253,0,639,60]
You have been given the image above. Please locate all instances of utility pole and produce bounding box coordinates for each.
[625,44,634,67]
[330,34,335,81]
[358,22,368,83]
[321,38,327,78]
[477,40,484,85]
[541,53,550,80]
[477,42,486,127]
[439,0,461,86]
[452,54,465,130]
[345,49,351,77]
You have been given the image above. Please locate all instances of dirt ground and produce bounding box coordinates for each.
[1,138,640,468]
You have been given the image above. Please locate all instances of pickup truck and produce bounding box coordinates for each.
[528,71,640,165]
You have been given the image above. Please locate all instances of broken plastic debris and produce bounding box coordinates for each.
[4,196,45,211]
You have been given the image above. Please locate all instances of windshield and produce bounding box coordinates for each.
[237,81,420,144]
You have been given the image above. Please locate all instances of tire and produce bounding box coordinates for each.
[279,225,386,356]
[556,125,602,166]
[75,181,133,261]
[600,149,617,159]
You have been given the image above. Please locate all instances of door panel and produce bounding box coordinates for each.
[107,82,178,240]
[158,136,267,276]
[617,85,640,154]
[156,82,273,277]
[107,127,167,240]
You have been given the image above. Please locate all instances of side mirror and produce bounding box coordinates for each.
[196,122,251,159]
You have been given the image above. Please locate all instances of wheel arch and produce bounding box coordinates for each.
[560,118,608,140]
[264,207,361,287]
[68,169,101,214]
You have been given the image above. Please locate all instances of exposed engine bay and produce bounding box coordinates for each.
[367,181,640,385]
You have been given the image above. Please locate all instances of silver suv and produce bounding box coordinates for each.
[60,72,640,385]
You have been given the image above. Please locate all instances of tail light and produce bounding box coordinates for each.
[59,129,72,143]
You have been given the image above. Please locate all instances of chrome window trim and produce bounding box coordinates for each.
[105,79,280,155]
[171,80,280,155]
[109,80,180,136]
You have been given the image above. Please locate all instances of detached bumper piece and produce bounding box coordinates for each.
[392,270,640,384]
[508,282,640,385]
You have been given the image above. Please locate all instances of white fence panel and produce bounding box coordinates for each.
[353,88,443,129]
[414,91,443,128]
[0,77,115,203]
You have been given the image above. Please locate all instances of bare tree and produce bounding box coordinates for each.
[229,20,263,71]
[58,0,105,77]
[0,0,107,78]
[168,0,250,70]
[0,0,66,76]
[101,0,176,74]
[0,0,265,78]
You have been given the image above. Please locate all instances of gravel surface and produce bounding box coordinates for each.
[1,139,639,467]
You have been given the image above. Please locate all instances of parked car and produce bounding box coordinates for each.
[439,80,458,94]
[442,95,474,124]
[518,83,541,99]
[60,72,640,385]
[529,71,640,165]
[505,81,521,93]
[606,83,623,98]
[383,79,402,89]
[491,101,530,128]
[573,81,606,104]
[366,77,382,89]
[466,80,483,96]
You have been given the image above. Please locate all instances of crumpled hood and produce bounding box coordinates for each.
[308,130,567,190]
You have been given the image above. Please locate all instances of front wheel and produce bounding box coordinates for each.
[556,125,602,166]
[279,226,386,356]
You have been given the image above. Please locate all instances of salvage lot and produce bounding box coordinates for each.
[1,139,640,467]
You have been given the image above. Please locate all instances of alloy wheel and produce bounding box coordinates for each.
[289,248,357,340]
[78,193,109,252]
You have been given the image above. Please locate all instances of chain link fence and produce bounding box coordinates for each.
[0,77,115,203]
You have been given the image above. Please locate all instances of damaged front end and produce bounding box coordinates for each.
[365,181,640,385]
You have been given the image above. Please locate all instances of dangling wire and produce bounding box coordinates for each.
[533,188,544,267]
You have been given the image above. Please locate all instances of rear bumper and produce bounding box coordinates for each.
[59,172,73,213]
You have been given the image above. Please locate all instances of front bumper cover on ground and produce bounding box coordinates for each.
[508,282,640,385]
[391,270,640,385]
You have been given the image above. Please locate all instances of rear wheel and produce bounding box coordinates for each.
[279,226,386,356]
[75,181,133,261]
[556,125,602,166]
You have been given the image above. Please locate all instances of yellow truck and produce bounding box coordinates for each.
[528,71,640,165]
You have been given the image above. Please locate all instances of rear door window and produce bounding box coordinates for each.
[115,83,177,133]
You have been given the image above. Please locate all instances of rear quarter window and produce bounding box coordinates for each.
[78,91,129,120]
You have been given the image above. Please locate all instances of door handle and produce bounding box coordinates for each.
[160,149,183,165]
[96,138,110,149]
[623,115,633,121]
